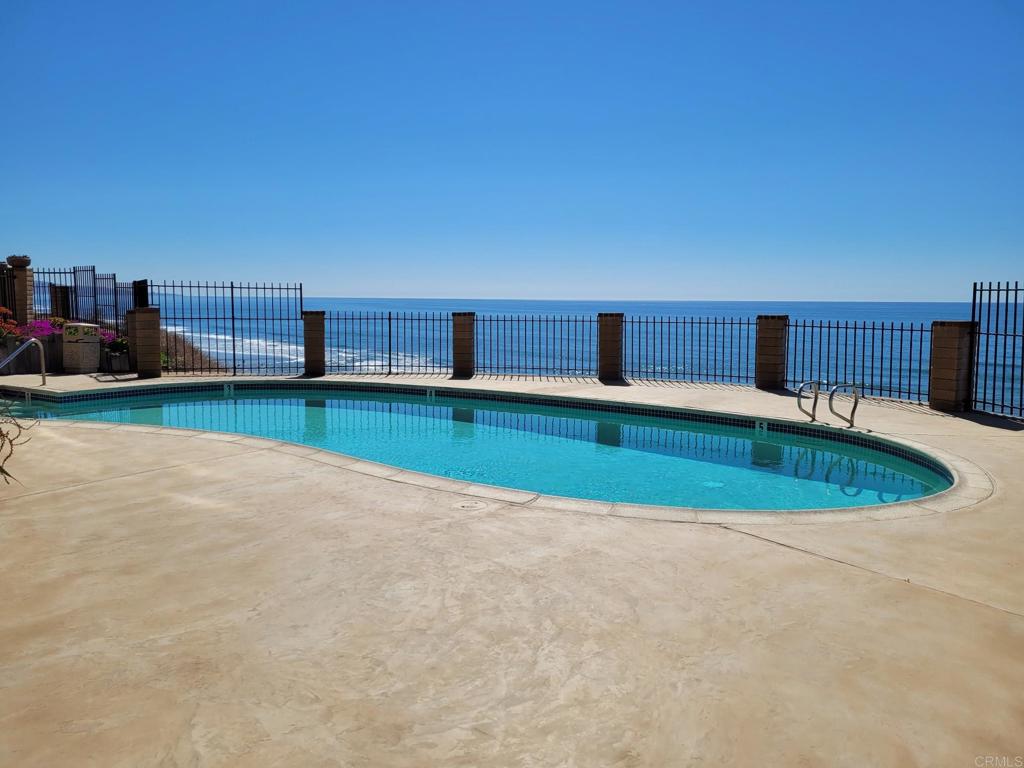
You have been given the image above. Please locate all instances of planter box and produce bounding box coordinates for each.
[100,349,131,374]
[63,323,101,374]
[0,336,63,375]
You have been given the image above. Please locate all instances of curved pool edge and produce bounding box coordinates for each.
[5,378,994,525]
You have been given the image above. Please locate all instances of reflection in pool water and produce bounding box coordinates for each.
[26,389,952,511]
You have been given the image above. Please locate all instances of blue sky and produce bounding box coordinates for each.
[1,1,1021,300]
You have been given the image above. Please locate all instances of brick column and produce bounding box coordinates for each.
[127,306,161,379]
[303,310,326,377]
[598,312,624,383]
[452,312,475,378]
[929,320,976,413]
[755,315,789,390]
[12,265,33,325]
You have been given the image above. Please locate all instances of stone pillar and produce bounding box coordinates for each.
[132,279,150,309]
[127,306,161,379]
[452,312,475,378]
[929,320,976,413]
[598,312,624,383]
[303,310,326,377]
[11,264,33,325]
[755,315,789,390]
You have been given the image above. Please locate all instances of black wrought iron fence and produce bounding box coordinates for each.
[95,273,135,334]
[786,319,931,401]
[624,316,756,383]
[23,263,1019,413]
[115,281,136,333]
[148,280,304,375]
[32,266,98,322]
[474,315,597,377]
[0,266,14,312]
[972,281,1023,419]
[324,311,452,374]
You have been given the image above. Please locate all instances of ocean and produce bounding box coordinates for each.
[303,298,972,323]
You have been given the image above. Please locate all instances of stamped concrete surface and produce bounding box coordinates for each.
[1,375,1023,766]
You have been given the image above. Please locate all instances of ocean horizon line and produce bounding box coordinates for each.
[303,296,971,305]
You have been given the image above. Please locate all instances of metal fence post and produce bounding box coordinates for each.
[970,282,980,409]
[0,264,14,313]
[598,313,624,383]
[388,310,393,376]
[132,279,150,309]
[230,281,237,376]
[111,273,119,327]
[755,315,789,389]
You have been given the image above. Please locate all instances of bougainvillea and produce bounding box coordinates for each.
[16,318,65,339]
[106,335,130,354]
[0,313,128,353]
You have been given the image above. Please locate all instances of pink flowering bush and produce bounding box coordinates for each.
[102,330,130,354]
[2,314,129,354]
[17,318,65,339]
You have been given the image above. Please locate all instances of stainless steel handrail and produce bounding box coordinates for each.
[797,380,822,421]
[827,383,860,427]
[798,379,861,427]
[0,338,46,385]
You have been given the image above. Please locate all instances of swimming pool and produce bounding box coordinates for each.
[16,383,953,512]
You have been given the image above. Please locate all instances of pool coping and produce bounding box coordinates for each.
[1,378,995,525]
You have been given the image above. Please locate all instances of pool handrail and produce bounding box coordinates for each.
[797,380,822,421]
[797,379,860,427]
[827,382,860,427]
[0,338,46,386]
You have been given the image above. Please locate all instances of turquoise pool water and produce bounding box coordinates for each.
[24,388,951,510]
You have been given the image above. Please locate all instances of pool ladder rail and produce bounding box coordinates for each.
[796,380,860,427]
[0,337,46,386]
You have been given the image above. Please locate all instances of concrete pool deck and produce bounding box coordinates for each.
[2,374,1023,766]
